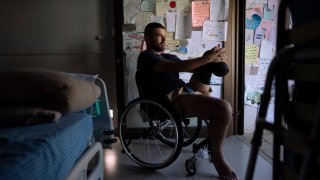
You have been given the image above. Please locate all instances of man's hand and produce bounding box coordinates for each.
[203,45,227,63]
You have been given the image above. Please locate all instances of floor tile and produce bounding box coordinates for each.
[104,136,272,180]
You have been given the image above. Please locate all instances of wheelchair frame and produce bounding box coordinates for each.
[119,67,214,175]
[119,97,208,175]
[119,95,211,175]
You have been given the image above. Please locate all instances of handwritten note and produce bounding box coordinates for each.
[268,25,277,44]
[258,58,271,76]
[176,0,189,12]
[245,76,259,89]
[123,0,140,24]
[245,29,254,44]
[202,21,228,41]
[156,0,168,17]
[245,45,258,64]
[258,75,266,90]
[187,31,222,58]
[166,12,176,32]
[259,19,272,39]
[224,0,230,21]
[175,13,192,39]
[192,1,210,27]
[210,0,225,21]
[140,0,156,12]
[253,27,265,45]
[187,31,202,57]
[259,40,276,59]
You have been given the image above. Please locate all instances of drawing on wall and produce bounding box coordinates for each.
[245,87,262,106]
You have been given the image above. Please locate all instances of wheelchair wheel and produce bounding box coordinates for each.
[119,98,183,169]
[157,117,202,147]
[185,157,197,176]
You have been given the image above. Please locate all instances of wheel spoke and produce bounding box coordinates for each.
[119,98,182,169]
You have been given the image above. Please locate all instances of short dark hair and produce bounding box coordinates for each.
[144,22,165,37]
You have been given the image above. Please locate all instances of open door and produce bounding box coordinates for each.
[115,0,240,135]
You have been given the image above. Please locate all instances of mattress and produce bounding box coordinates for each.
[0,112,94,180]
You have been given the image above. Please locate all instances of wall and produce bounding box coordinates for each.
[122,0,229,104]
[0,0,117,111]
[244,0,280,133]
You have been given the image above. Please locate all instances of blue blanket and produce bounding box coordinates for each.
[0,113,93,180]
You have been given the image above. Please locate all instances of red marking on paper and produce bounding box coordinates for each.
[169,1,176,8]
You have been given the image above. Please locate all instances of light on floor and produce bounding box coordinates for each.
[104,153,117,172]
[109,109,113,118]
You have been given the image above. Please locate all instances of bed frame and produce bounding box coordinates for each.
[93,77,116,149]
[66,142,104,180]
[66,77,115,180]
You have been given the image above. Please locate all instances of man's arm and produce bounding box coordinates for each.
[154,47,226,73]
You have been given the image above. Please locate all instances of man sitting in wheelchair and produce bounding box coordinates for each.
[136,22,238,180]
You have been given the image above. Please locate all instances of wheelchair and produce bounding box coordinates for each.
[119,72,210,175]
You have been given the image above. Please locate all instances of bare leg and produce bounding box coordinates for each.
[175,78,238,180]
[208,100,238,180]
[189,77,211,94]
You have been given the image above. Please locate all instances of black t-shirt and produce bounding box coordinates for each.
[137,50,185,96]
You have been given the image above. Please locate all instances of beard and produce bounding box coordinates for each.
[150,43,165,52]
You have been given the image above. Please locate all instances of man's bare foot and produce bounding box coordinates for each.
[211,156,238,180]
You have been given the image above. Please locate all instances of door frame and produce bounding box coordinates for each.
[114,0,246,135]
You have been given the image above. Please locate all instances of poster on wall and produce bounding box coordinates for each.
[210,0,229,21]
[175,13,192,39]
[187,31,222,58]
[245,45,258,64]
[140,0,156,12]
[123,0,141,24]
[202,21,228,41]
[123,32,144,52]
[191,0,210,27]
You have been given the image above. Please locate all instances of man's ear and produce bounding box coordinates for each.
[144,36,149,43]
[140,40,146,52]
